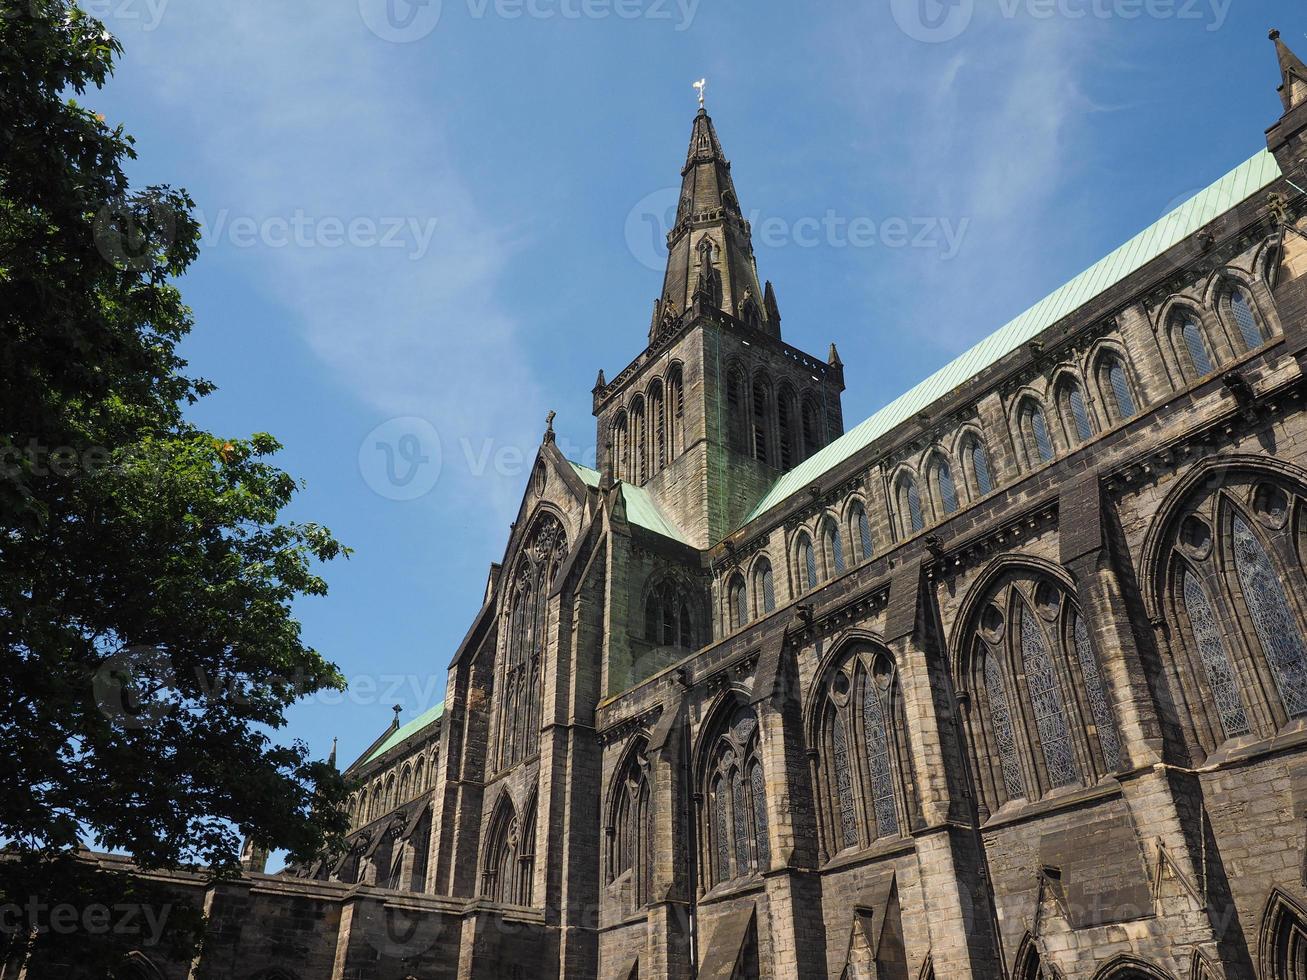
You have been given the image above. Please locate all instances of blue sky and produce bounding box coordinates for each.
[91,1,1291,785]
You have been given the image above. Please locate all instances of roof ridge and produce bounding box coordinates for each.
[744,147,1282,524]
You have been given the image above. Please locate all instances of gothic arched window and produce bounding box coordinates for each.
[1227,285,1268,352]
[728,574,748,631]
[726,366,749,454]
[482,792,535,905]
[964,435,995,497]
[814,644,909,858]
[797,532,819,592]
[754,558,776,616]
[1096,353,1137,424]
[930,456,959,515]
[700,704,769,886]
[801,395,823,459]
[608,743,653,909]
[667,364,684,459]
[1055,377,1094,446]
[751,375,772,465]
[611,411,629,482]
[648,380,666,474]
[496,513,567,770]
[631,395,648,483]
[777,384,797,470]
[1162,474,1307,749]
[645,577,696,650]
[823,517,846,576]
[1172,311,1215,380]
[1018,397,1055,466]
[966,571,1121,814]
[897,475,925,535]
[1261,889,1307,980]
[850,500,874,563]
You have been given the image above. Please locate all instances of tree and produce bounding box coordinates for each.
[0,1,350,969]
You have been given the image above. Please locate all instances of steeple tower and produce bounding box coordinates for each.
[594,99,846,548]
[1268,29,1307,174]
[1272,29,1307,113]
[654,108,777,340]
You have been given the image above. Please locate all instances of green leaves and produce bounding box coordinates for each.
[0,1,350,968]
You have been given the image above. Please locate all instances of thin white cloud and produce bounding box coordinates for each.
[116,2,543,527]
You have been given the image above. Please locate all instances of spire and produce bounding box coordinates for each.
[593,368,606,391]
[827,342,843,368]
[1271,29,1307,113]
[655,102,779,340]
[327,736,338,770]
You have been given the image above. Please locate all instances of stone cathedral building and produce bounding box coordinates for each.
[55,28,1307,980]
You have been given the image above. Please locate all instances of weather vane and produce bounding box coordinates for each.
[693,78,706,109]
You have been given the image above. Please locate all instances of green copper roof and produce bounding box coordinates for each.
[362,701,444,766]
[747,147,1283,522]
[569,462,689,544]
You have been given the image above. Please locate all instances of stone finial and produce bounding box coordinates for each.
[1271,28,1307,113]
[327,736,338,769]
[593,368,606,391]
[391,704,402,726]
[827,342,843,368]
[544,410,557,444]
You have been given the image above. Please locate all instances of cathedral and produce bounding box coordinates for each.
[58,27,1307,980]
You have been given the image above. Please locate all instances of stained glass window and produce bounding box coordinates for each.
[1067,384,1093,443]
[1232,515,1307,719]
[1181,318,1214,377]
[760,562,776,614]
[971,440,994,496]
[1106,360,1136,420]
[906,479,925,532]
[749,762,769,870]
[937,460,959,514]
[1029,404,1054,463]
[731,769,749,874]
[1231,289,1263,351]
[1020,605,1078,788]
[827,521,846,574]
[854,503,874,561]
[983,647,1025,800]
[862,678,899,838]
[730,575,748,629]
[712,779,729,883]
[801,535,818,591]
[1073,615,1121,771]
[1182,567,1250,738]
[832,715,858,849]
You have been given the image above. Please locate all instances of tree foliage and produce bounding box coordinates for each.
[0,1,350,967]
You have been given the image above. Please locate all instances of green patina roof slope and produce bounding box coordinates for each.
[363,701,444,766]
[747,148,1283,523]
[569,462,689,544]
